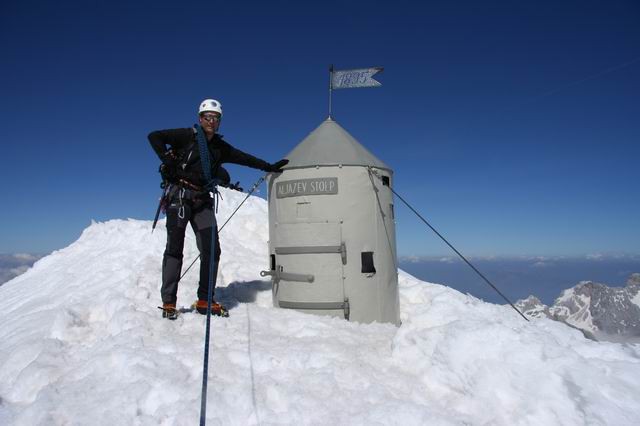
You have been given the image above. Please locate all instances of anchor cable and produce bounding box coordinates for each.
[368,169,529,322]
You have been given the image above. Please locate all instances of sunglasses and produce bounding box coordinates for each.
[201,114,221,123]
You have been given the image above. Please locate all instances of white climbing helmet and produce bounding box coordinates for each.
[198,99,223,116]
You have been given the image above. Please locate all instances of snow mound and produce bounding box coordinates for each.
[1,188,639,425]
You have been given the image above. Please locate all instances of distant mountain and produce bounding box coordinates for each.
[517,273,640,341]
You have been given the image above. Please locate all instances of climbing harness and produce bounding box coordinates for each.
[174,174,266,286]
[149,124,269,424]
[367,167,529,322]
[177,177,205,192]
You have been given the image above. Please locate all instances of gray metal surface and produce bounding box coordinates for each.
[278,301,347,310]
[283,118,390,170]
[260,269,315,283]
[267,119,400,326]
[275,246,342,255]
[275,177,338,198]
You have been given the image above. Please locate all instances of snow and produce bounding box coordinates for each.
[550,287,598,333]
[564,294,595,332]
[1,187,640,425]
[555,287,577,304]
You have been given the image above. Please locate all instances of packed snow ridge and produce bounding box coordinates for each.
[1,188,639,425]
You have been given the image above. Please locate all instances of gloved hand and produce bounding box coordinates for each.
[229,181,244,192]
[160,150,179,167]
[264,159,289,173]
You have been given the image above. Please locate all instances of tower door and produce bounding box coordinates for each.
[272,222,348,319]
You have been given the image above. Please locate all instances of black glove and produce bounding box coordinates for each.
[160,150,179,167]
[229,181,244,192]
[265,159,289,173]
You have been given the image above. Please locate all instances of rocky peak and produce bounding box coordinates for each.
[515,295,550,319]
[516,273,640,340]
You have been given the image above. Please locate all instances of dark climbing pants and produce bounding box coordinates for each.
[161,196,220,304]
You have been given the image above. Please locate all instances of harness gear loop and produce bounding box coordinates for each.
[178,187,186,219]
[178,178,205,192]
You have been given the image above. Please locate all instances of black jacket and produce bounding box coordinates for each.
[148,127,271,187]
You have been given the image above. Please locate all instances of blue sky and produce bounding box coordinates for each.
[2,0,639,256]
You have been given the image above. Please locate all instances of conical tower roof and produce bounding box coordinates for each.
[284,118,391,170]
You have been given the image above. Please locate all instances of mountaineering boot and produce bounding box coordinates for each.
[158,303,179,320]
[194,299,229,317]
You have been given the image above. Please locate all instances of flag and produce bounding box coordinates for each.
[331,67,383,90]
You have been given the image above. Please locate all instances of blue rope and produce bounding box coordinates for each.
[196,124,219,426]
[196,124,214,187]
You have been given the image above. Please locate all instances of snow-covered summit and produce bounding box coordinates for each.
[514,295,550,319]
[1,188,640,425]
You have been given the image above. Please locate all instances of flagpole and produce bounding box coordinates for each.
[329,64,334,119]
